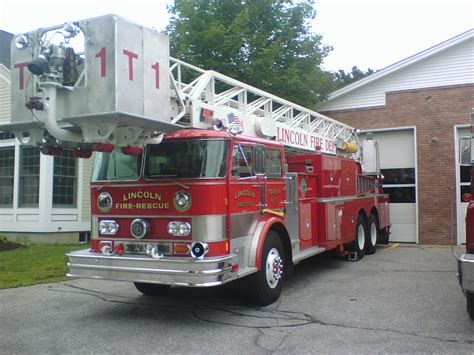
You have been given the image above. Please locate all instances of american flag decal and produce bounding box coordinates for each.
[227,113,244,130]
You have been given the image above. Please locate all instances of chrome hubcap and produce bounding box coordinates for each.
[358,224,365,251]
[266,248,283,289]
[370,222,377,246]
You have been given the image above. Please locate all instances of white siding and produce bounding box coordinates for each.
[0,66,10,123]
[319,38,474,111]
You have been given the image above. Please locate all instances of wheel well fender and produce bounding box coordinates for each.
[248,218,291,271]
[370,206,379,223]
[358,208,368,222]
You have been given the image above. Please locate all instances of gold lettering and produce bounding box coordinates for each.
[268,188,281,195]
[235,189,256,199]
[117,193,169,209]
[122,191,162,202]
[237,201,254,208]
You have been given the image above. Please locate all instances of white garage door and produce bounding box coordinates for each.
[456,126,470,245]
[361,129,417,243]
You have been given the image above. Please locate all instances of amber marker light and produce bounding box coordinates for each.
[462,193,472,202]
[174,243,190,255]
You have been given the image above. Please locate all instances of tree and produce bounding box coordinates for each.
[166,0,334,108]
[333,66,374,89]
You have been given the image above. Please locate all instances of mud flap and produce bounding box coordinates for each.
[348,252,359,261]
[378,227,390,245]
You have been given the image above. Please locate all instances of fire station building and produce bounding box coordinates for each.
[318,29,474,245]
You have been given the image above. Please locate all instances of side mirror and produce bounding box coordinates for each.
[459,137,473,166]
[253,144,266,175]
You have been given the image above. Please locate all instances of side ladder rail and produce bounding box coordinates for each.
[169,57,355,143]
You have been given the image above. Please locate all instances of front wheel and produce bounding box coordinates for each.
[246,231,285,306]
[134,282,171,296]
[467,291,474,320]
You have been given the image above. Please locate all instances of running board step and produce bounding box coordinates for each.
[293,246,326,264]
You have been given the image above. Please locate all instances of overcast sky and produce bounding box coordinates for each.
[1,0,472,72]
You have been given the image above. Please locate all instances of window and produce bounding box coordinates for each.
[145,140,228,179]
[382,186,416,203]
[266,149,282,178]
[381,168,416,184]
[460,165,471,202]
[381,168,416,203]
[232,145,253,178]
[19,146,40,207]
[93,151,142,182]
[53,150,77,207]
[0,132,15,140]
[0,147,15,207]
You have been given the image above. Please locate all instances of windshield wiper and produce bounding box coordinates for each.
[148,174,189,189]
[96,175,138,190]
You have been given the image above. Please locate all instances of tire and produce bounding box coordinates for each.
[246,231,285,306]
[349,214,366,260]
[467,291,474,320]
[365,214,379,255]
[134,282,170,296]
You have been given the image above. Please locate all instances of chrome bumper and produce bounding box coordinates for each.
[458,253,474,293]
[67,249,235,287]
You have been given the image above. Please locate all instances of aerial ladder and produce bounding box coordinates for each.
[3,14,358,158]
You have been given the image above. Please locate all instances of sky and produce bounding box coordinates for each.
[1,0,473,72]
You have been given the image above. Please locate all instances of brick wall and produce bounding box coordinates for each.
[321,84,474,244]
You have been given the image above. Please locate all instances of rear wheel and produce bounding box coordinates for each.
[349,214,366,260]
[134,282,170,296]
[467,292,474,320]
[365,214,379,255]
[247,231,285,306]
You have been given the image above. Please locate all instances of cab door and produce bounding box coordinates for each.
[228,143,261,239]
[263,146,286,213]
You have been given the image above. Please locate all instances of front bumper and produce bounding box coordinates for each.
[458,253,474,293]
[67,249,235,287]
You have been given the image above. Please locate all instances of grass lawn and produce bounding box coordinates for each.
[0,244,86,289]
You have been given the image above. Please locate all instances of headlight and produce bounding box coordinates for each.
[99,220,119,235]
[173,191,192,212]
[167,222,179,235]
[167,221,191,237]
[97,192,112,212]
[130,219,150,239]
[178,222,191,236]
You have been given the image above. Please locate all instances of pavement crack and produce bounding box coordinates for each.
[319,321,474,346]
[49,283,474,346]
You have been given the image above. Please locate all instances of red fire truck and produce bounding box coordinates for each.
[3,15,390,305]
[458,112,474,320]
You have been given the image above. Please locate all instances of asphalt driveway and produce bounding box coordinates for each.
[1,244,473,354]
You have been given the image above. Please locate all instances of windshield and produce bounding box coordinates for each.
[144,140,228,179]
[92,151,142,182]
